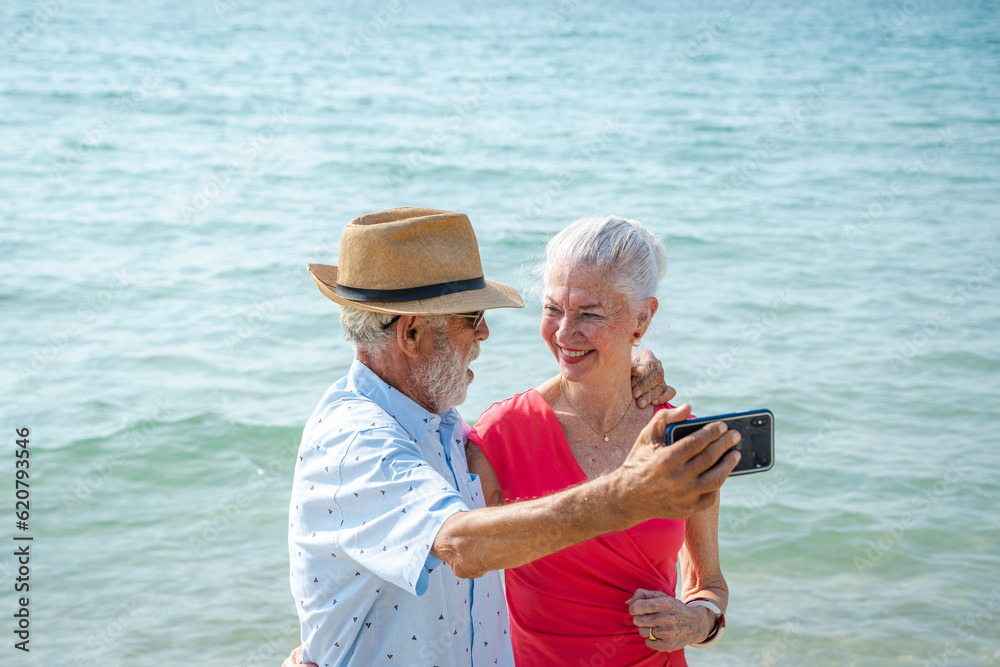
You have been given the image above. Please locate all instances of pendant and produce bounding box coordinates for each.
[604,436,609,442]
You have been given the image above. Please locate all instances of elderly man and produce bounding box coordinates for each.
[287,208,740,667]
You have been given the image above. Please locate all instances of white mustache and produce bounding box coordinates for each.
[467,341,481,364]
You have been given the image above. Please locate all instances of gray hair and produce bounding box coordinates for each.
[340,306,450,355]
[542,215,667,313]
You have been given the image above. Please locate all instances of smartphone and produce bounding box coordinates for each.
[663,409,774,476]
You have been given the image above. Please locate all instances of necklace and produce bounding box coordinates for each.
[559,378,632,442]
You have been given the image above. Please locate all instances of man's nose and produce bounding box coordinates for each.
[474,319,489,342]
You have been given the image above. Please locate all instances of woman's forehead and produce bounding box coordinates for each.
[544,262,624,305]
[547,259,605,282]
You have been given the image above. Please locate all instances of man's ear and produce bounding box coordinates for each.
[395,315,427,358]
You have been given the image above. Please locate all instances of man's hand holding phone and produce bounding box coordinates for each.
[613,404,742,522]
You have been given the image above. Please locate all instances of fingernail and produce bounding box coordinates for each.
[734,452,742,463]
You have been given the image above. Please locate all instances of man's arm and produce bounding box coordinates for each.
[467,346,668,508]
[433,405,740,579]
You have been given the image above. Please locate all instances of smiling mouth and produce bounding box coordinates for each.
[559,347,591,358]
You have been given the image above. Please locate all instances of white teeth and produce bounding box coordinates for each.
[561,348,589,358]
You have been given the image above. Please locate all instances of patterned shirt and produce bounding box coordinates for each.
[289,359,513,667]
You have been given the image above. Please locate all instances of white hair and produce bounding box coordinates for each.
[411,331,480,412]
[339,306,396,354]
[340,306,450,355]
[542,215,667,313]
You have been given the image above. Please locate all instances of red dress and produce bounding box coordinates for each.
[469,389,688,667]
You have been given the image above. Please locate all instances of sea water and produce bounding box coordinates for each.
[1,0,998,664]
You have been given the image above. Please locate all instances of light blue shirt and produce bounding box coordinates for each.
[289,359,513,667]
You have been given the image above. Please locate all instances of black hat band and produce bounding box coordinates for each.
[335,276,487,303]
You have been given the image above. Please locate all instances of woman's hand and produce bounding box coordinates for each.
[630,349,675,408]
[626,589,714,652]
[281,645,316,667]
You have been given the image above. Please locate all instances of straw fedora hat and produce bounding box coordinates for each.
[308,207,524,315]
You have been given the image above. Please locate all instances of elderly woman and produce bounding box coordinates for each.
[466,215,727,666]
[283,215,727,667]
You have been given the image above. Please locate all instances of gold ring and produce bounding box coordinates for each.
[649,628,659,641]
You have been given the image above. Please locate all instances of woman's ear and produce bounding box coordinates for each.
[637,297,658,335]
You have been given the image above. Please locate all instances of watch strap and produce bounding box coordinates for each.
[685,598,725,648]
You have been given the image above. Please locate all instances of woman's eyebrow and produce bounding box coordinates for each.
[543,297,605,311]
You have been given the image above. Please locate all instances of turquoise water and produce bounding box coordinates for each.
[2,0,999,664]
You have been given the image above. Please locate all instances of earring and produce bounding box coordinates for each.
[632,332,641,347]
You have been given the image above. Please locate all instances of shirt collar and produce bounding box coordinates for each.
[347,358,460,443]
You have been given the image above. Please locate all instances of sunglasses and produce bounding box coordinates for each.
[381,310,486,330]
[454,310,487,329]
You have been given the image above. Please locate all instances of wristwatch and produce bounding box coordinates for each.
[685,598,725,648]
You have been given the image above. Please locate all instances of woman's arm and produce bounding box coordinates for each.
[466,442,503,507]
[680,495,729,643]
[678,494,728,623]
[627,493,728,651]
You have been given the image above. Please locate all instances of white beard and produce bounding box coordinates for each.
[413,335,480,413]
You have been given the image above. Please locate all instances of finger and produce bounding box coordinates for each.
[644,626,673,648]
[631,367,662,402]
[647,383,677,407]
[625,588,658,605]
[629,598,674,617]
[634,383,655,409]
[288,645,314,667]
[694,447,742,495]
[628,589,676,626]
[634,378,669,410]
[637,405,691,449]
[626,588,669,612]
[667,418,727,462]
[633,612,666,629]
[690,428,742,476]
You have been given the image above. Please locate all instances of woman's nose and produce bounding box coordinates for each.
[556,316,579,342]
